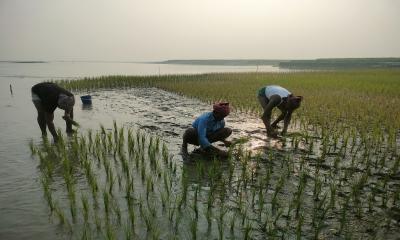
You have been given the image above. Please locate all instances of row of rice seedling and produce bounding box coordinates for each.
[31,119,399,239]
[58,69,400,134]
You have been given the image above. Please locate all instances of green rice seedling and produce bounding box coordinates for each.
[162,143,169,165]
[81,224,90,240]
[229,212,237,234]
[105,222,116,240]
[339,196,350,235]
[206,186,214,211]
[296,213,304,240]
[143,203,156,233]
[193,185,199,220]
[94,208,102,232]
[244,220,252,240]
[66,182,77,222]
[163,171,171,199]
[140,156,147,182]
[203,205,213,230]
[107,169,115,197]
[112,200,122,225]
[53,203,66,226]
[272,209,283,228]
[117,173,123,191]
[41,177,54,212]
[241,206,248,226]
[168,197,176,222]
[271,173,286,213]
[160,188,168,211]
[81,194,90,223]
[313,175,322,201]
[257,187,265,220]
[103,190,110,220]
[174,210,182,234]
[127,203,135,230]
[190,216,197,240]
[329,183,337,209]
[145,175,154,201]
[217,206,227,240]
[295,173,307,219]
[124,221,132,240]
[392,185,400,206]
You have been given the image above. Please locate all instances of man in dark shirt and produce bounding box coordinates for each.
[31,82,76,142]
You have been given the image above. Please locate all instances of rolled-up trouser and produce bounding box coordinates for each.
[183,127,232,147]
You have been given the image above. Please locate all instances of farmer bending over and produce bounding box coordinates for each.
[31,82,77,142]
[182,102,232,158]
[258,85,302,137]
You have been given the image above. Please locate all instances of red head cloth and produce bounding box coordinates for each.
[213,102,230,117]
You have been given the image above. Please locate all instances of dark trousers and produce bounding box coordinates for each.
[182,127,232,147]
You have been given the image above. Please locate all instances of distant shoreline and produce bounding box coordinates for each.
[1,58,400,69]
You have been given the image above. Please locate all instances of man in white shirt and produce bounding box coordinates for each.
[257,85,303,137]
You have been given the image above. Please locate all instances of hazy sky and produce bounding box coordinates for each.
[1,0,399,61]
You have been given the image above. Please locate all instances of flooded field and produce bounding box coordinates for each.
[1,69,399,239]
[30,88,400,239]
[0,79,293,239]
[0,62,284,239]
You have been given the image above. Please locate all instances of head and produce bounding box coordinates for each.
[212,102,230,120]
[285,95,303,111]
[58,94,75,112]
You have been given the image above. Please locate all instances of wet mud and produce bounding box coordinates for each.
[72,87,400,239]
[23,87,400,239]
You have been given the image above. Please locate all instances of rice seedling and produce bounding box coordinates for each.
[244,220,252,240]
[81,194,90,223]
[296,213,304,240]
[41,176,54,212]
[35,67,400,239]
[190,215,197,240]
[53,202,66,226]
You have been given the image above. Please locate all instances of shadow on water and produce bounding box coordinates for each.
[81,104,93,111]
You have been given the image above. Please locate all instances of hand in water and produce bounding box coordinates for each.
[205,146,229,158]
[66,129,76,136]
[271,124,281,129]
[62,116,80,127]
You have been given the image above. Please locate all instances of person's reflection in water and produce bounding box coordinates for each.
[82,104,93,111]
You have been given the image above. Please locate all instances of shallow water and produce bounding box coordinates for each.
[0,68,276,239]
[1,62,399,239]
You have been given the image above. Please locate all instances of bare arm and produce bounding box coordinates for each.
[65,109,73,133]
[63,108,79,131]
[282,110,293,135]
[261,95,281,136]
[271,110,286,128]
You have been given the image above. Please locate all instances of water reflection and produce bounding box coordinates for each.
[81,104,93,111]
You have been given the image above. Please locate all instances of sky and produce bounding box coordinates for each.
[0,0,399,61]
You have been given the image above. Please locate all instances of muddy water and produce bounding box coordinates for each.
[87,87,282,154]
[2,64,399,239]
[0,76,279,239]
[0,61,286,239]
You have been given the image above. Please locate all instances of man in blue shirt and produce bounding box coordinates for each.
[182,102,232,158]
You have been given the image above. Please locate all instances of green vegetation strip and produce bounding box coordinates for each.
[58,70,400,135]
